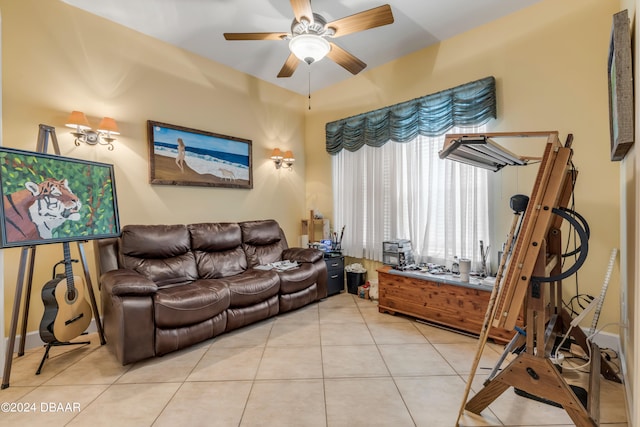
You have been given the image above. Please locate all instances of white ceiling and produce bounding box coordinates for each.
[61,0,542,95]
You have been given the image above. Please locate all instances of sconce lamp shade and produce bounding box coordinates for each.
[65,110,120,150]
[65,111,91,130]
[283,150,295,161]
[270,148,294,170]
[270,148,284,160]
[97,117,120,135]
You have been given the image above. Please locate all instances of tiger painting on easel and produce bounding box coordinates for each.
[2,178,82,242]
[0,147,120,248]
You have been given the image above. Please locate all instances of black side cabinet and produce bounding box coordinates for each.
[324,255,345,296]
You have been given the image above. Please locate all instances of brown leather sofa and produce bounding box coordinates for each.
[96,219,327,365]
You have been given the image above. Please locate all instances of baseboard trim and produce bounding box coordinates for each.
[583,328,620,352]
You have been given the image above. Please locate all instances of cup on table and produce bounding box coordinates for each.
[459,258,471,282]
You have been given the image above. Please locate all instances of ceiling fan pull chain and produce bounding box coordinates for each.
[308,69,312,110]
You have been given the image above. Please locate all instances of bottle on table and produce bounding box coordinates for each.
[451,256,460,275]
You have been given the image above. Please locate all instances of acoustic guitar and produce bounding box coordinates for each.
[39,242,92,343]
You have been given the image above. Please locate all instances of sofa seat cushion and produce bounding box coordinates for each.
[154,280,230,328]
[277,264,317,294]
[221,270,280,308]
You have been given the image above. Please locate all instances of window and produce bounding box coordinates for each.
[332,126,489,269]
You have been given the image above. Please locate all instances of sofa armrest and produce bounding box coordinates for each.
[100,268,156,365]
[101,269,158,296]
[282,247,324,263]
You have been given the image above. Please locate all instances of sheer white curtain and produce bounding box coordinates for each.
[332,126,489,268]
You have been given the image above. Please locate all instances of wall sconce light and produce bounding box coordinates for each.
[270,148,295,170]
[65,111,120,150]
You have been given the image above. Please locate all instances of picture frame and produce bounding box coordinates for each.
[608,9,634,161]
[148,120,253,188]
[0,147,120,248]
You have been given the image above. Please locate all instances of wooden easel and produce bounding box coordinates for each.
[456,132,620,427]
[1,124,106,389]
[465,235,604,426]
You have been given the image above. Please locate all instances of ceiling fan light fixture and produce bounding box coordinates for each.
[289,34,330,64]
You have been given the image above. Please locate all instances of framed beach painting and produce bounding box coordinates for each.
[147,120,253,188]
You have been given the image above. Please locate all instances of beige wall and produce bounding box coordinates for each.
[620,0,638,425]
[1,0,307,334]
[307,0,634,419]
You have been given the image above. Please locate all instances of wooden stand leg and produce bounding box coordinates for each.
[465,377,511,414]
[77,242,106,345]
[18,247,36,356]
[466,352,597,427]
[2,248,30,389]
[589,342,601,424]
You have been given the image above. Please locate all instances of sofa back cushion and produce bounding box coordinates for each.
[120,224,198,288]
[239,220,288,267]
[189,223,247,278]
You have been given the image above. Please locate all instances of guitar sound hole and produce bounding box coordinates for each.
[66,290,77,302]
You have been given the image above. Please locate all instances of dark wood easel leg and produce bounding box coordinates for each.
[2,247,30,389]
[18,247,37,356]
[77,242,106,345]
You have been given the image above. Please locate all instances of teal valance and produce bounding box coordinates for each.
[325,76,496,154]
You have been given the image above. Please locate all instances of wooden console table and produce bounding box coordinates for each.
[377,266,521,343]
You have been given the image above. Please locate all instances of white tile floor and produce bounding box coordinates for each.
[0,292,628,426]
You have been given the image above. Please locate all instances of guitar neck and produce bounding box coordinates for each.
[62,242,75,291]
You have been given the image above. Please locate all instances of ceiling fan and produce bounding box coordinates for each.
[223,1,394,78]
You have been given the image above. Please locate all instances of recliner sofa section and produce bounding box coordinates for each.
[96,219,327,365]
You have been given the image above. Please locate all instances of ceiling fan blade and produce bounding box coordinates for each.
[224,32,288,41]
[277,53,300,78]
[326,4,394,38]
[290,0,314,24]
[327,43,366,75]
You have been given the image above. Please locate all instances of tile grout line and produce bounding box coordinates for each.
[354,295,418,426]
[149,340,214,426]
[236,317,276,427]
[317,301,330,427]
